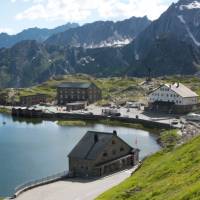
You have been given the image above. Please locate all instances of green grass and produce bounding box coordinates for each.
[96,135,200,200]
[57,120,87,126]
[57,118,162,133]
[0,74,146,104]
[94,119,161,134]
[0,107,11,114]
[2,74,200,105]
[159,129,181,149]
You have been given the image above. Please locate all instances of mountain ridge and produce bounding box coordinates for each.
[0,23,79,48]
[0,0,200,88]
[45,16,151,48]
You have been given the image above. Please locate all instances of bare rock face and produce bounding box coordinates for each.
[45,16,151,48]
[125,0,200,76]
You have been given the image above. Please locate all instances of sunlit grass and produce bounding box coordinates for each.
[96,135,200,200]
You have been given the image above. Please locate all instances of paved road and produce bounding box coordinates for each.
[15,168,136,200]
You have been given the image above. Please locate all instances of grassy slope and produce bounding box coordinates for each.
[1,75,200,104]
[97,135,200,200]
[0,74,145,104]
[159,129,181,148]
[0,107,11,114]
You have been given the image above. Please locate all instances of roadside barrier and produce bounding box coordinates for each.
[13,171,68,198]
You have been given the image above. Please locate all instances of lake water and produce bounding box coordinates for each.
[0,113,160,197]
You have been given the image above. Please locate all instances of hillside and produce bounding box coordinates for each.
[97,135,200,200]
[0,16,151,88]
[0,74,146,104]
[1,0,200,88]
[2,74,200,105]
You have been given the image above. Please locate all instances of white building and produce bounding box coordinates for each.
[147,83,199,114]
[148,83,198,106]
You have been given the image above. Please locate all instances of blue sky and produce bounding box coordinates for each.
[1,0,179,34]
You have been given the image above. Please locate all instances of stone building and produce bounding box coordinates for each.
[57,82,101,105]
[68,131,139,177]
[20,94,48,106]
[0,95,7,105]
[147,83,199,114]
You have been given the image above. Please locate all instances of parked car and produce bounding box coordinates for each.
[102,108,121,117]
[171,120,179,125]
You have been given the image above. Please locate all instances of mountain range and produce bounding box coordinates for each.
[0,23,79,48]
[46,16,151,48]
[0,0,200,88]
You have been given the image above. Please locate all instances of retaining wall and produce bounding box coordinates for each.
[12,108,173,129]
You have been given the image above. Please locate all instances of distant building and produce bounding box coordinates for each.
[57,82,101,105]
[68,131,139,177]
[147,83,199,114]
[66,101,87,111]
[20,94,48,106]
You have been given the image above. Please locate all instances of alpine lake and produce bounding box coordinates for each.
[0,113,160,197]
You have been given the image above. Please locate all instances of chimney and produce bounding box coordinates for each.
[113,130,117,136]
[94,134,98,143]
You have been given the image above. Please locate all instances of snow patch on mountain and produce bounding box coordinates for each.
[178,15,200,46]
[180,1,200,10]
[78,56,95,66]
[134,51,140,61]
[85,38,133,49]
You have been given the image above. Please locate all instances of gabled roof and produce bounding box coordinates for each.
[58,82,93,89]
[166,83,198,98]
[150,83,199,98]
[68,131,133,160]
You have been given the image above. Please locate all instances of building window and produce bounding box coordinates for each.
[103,152,107,157]
[120,147,124,152]
[112,150,116,155]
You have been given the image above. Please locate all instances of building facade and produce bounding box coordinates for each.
[20,94,48,106]
[66,101,86,111]
[147,83,199,113]
[57,82,101,105]
[0,96,7,105]
[68,131,139,177]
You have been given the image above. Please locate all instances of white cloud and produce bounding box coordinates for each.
[11,0,45,3]
[15,0,174,22]
[0,28,14,34]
